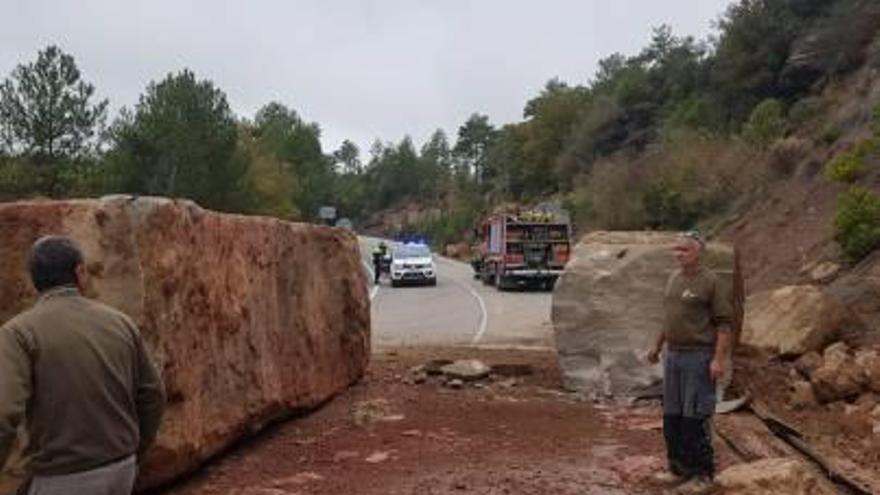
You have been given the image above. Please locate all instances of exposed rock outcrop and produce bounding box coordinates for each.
[0,197,370,491]
[740,285,850,356]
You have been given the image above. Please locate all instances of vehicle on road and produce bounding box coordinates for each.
[471,211,571,291]
[390,243,437,287]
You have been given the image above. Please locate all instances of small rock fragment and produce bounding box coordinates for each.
[789,380,817,410]
[365,451,391,463]
[447,379,464,389]
[794,352,823,379]
[440,360,491,381]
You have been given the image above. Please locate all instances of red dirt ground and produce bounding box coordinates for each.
[155,347,745,495]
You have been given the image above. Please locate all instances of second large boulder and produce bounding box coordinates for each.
[551,231,742,397]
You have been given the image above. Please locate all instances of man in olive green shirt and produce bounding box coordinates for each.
[647,232,733,495]
[0,236,166,494]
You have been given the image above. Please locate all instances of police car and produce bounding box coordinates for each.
[390,243,437,287]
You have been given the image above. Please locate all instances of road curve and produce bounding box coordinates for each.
[359,238,553,349]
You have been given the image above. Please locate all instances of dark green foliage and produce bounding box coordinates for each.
[643,186,701,230]
[253,102,334,219]
[835,186,880,261]
[0,46,108,161]
[484,124,528,200]
[819,124,844,145]
[0,157,43,199]
[708,0,847,123]
[825,151,866,183]
[334,140,362,175]
[453,114,496,182]
[109,70,249,211]
[783,0,880,83]
[824,121,880,184]
[742,99,787,147]
[420,204,484,251]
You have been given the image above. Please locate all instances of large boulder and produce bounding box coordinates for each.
[551,231,742,397]
[0,197,370,491]
[716,457,837,495]
[740,285,850,356]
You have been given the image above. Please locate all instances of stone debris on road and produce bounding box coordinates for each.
[270,472,324,488]
[439,359,491,381]
[365,451,393,464]
[402,358,546,395]
[352,399,404,426]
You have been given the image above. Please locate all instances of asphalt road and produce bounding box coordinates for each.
[360,239,554,350]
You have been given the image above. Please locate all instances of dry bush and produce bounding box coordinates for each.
[570,131,771,231]
[641,130,767,229]
[570,159,647,230]
[769,137,813,177]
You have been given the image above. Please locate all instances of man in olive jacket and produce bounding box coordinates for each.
[647,232,733,495]
[0,236,166,494]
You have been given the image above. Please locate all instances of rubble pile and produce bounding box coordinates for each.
[402,359,535,392]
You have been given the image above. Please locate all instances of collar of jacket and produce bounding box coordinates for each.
[37,286,80,303]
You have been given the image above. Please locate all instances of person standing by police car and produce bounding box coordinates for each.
[371,242,387,285]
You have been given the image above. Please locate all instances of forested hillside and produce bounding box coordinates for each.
[2,0,879,258]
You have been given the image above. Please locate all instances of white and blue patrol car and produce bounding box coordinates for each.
[390,243,437,287]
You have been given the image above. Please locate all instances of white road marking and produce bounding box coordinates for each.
[362,260,379,301]
[432,257,488,344]
[449,277,488,345]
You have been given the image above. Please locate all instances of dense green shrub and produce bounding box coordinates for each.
[743,99,787,147]
[0,160,43,199]
[835,186,880,261]
[420,205,483,249]
[643,185,701,230]
[825,151,865,183]
[787,97,823,128]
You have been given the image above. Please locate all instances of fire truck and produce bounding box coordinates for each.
[470,211,571,291]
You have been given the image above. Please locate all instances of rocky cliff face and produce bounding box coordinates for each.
[0,196,371,491]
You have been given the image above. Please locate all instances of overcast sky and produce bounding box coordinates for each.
[1,0,733,155]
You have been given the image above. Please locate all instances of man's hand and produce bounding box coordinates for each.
[646,348,661,365]
[710,358,725,382]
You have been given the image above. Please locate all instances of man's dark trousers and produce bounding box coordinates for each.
[372,253,382,284]
[663,349,715,479]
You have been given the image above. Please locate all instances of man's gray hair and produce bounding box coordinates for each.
[681,230,707,251]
